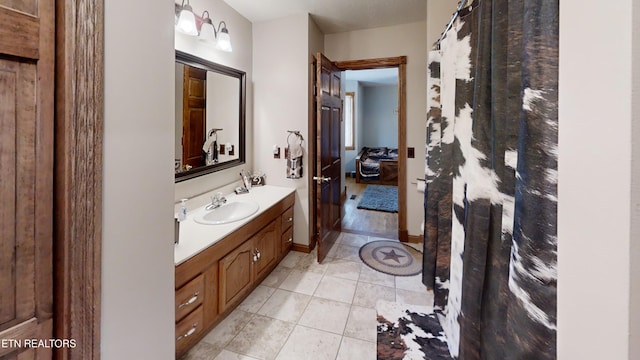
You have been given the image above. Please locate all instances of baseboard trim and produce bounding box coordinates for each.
[407,235,422,244]
[341,228,396,239]
[292,243,312,253]
[399,229,409,242]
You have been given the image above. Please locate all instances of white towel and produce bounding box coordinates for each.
[286,137,304,179]
[288,143,303,158]
[202,136,215,152]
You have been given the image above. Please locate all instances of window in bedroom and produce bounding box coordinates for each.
[345,92,355,150]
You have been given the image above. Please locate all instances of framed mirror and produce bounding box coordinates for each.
[175,50,246,182]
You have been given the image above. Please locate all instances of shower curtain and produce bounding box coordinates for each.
[422,0,558,359]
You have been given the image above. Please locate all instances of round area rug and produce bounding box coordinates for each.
[359,240,422,276]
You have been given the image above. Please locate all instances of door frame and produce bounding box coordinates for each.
[54,0,104,358]
[308,56,408,245]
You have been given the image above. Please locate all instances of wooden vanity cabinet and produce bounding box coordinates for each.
[175,192,294,358]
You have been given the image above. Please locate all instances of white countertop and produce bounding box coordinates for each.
[174,185,296,266]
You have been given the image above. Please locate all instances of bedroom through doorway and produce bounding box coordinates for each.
[341,67,400,239]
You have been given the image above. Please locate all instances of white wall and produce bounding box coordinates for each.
[426,0,456,46]
[559,0,633,359]
[309,15,325,58]
[361,85,398,148]
[631,1,640,358]
[102,0,175,358]
[174,0,253,201]
[253,13,311,246]
[324,21,427,236]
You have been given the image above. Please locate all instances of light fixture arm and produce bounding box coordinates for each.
[201,10,212,24]
[213,21,228,37]
[179,0,192,12]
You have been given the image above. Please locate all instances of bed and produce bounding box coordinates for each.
[355,147,398,185]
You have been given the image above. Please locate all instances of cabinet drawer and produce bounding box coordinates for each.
[175,274,204,322]
[175,305,204,356]
[281,226,293,254]
[281,207,294,232]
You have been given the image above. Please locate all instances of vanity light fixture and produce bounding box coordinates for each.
[198,11,216,43]
[215,22,232,52]
[200,16,233,52]
[175,1,233,52]
[176,0,198,36]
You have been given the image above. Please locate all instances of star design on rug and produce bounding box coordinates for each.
[381,249,406,264]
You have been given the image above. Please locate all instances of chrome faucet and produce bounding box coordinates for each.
[205,192,227,210]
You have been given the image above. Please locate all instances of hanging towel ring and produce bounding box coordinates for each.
[286,131,304,179]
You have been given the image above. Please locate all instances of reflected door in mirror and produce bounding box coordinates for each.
[183,65,207,169]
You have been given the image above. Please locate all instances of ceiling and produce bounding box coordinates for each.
[222,0,427,34]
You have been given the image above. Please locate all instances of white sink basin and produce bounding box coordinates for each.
[194,200,259,225]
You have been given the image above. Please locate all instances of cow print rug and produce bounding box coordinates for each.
[376,300,451,360]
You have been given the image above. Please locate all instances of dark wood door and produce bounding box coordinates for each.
[0,1,54,359]
[182,65,207,168]
[315,53,342,263]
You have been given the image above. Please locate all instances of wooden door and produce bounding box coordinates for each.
[315,53,342,263]
[182,65,207,168]
[253,221,278,279]
[0,1,54,359]
[218,240,254,313]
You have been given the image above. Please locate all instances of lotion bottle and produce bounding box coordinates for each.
[177,199,188,221]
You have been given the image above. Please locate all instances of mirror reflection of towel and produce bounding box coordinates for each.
[202,136,215,152]
[286,138,303,179]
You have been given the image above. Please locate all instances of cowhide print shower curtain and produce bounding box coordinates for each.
[422,0,558,359]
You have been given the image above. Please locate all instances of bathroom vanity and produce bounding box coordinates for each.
[174,185,295,357]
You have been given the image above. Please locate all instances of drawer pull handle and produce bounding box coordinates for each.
[287,237,293,243]
[256,249,261,259]
[253,250,258,262]
[176,322,198,341]
[287,217,293,222]
[178,291,200,309]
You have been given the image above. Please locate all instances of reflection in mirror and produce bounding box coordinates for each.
[174,51,246,182]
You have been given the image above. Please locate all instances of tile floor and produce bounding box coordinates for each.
[181,233,433,360]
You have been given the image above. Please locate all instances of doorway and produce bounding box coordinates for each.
[336,57,408,242]
[341,68,400,239]
[309,55,408,257]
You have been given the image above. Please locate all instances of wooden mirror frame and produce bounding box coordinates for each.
[175,50,246,182]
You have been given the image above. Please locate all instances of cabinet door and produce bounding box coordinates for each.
[0,1,54,358]
[218,240,254,313]
[254,220,278,280]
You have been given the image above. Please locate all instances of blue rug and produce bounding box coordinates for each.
[357,185,398,213]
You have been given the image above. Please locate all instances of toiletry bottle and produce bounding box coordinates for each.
[178,198,188,221]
